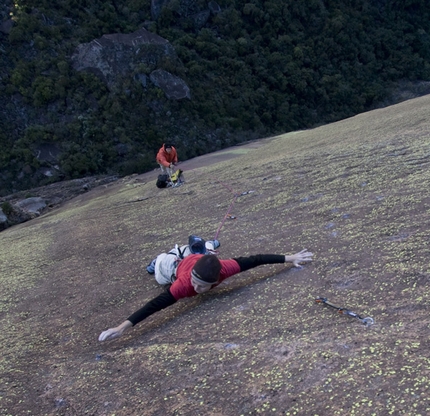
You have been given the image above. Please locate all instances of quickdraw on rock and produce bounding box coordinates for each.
[315,297,374,326]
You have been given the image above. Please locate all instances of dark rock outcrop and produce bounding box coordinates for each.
[208,1,221,15]
[15,197,47,215]
[0,203,33,230]
[151,0,168,20]
[150,69,191,100]
[0,175,119,231]
[191,10,211,29]
[34,143,62,164]
[0,208,7,231]
[71,27,184,93]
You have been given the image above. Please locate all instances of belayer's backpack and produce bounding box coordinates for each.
[156,174,169,188]
[170,169,183,184]
[156,170,184,189]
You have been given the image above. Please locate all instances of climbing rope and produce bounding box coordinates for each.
[213,182,254,240]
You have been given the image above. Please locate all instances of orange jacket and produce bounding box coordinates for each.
[156,145,178,167]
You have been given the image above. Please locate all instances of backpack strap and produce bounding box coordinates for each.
[177,244,185,259]
[167,244,185,259]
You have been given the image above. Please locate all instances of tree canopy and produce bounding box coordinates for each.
[0,0,429,193]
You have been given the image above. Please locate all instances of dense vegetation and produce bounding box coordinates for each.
[1,0,429,194]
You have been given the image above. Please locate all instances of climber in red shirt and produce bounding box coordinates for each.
[98,249,313,342]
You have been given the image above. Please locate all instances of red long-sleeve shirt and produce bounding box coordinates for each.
[127,254,285,326]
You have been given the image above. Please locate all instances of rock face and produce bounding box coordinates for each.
[15,197,47,215]
[71,27,190,99]
[208,1,221,15]
[0,208,7,231]
[151,0,168,20]
[71,27,173,84]
[0,175,119,231]
[192,10,211,29]
[150,69,191,99]
[0,203,33,230]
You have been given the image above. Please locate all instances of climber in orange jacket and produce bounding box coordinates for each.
[156,143,178,176]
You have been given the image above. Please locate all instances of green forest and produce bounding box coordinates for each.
[0,0,430,194]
